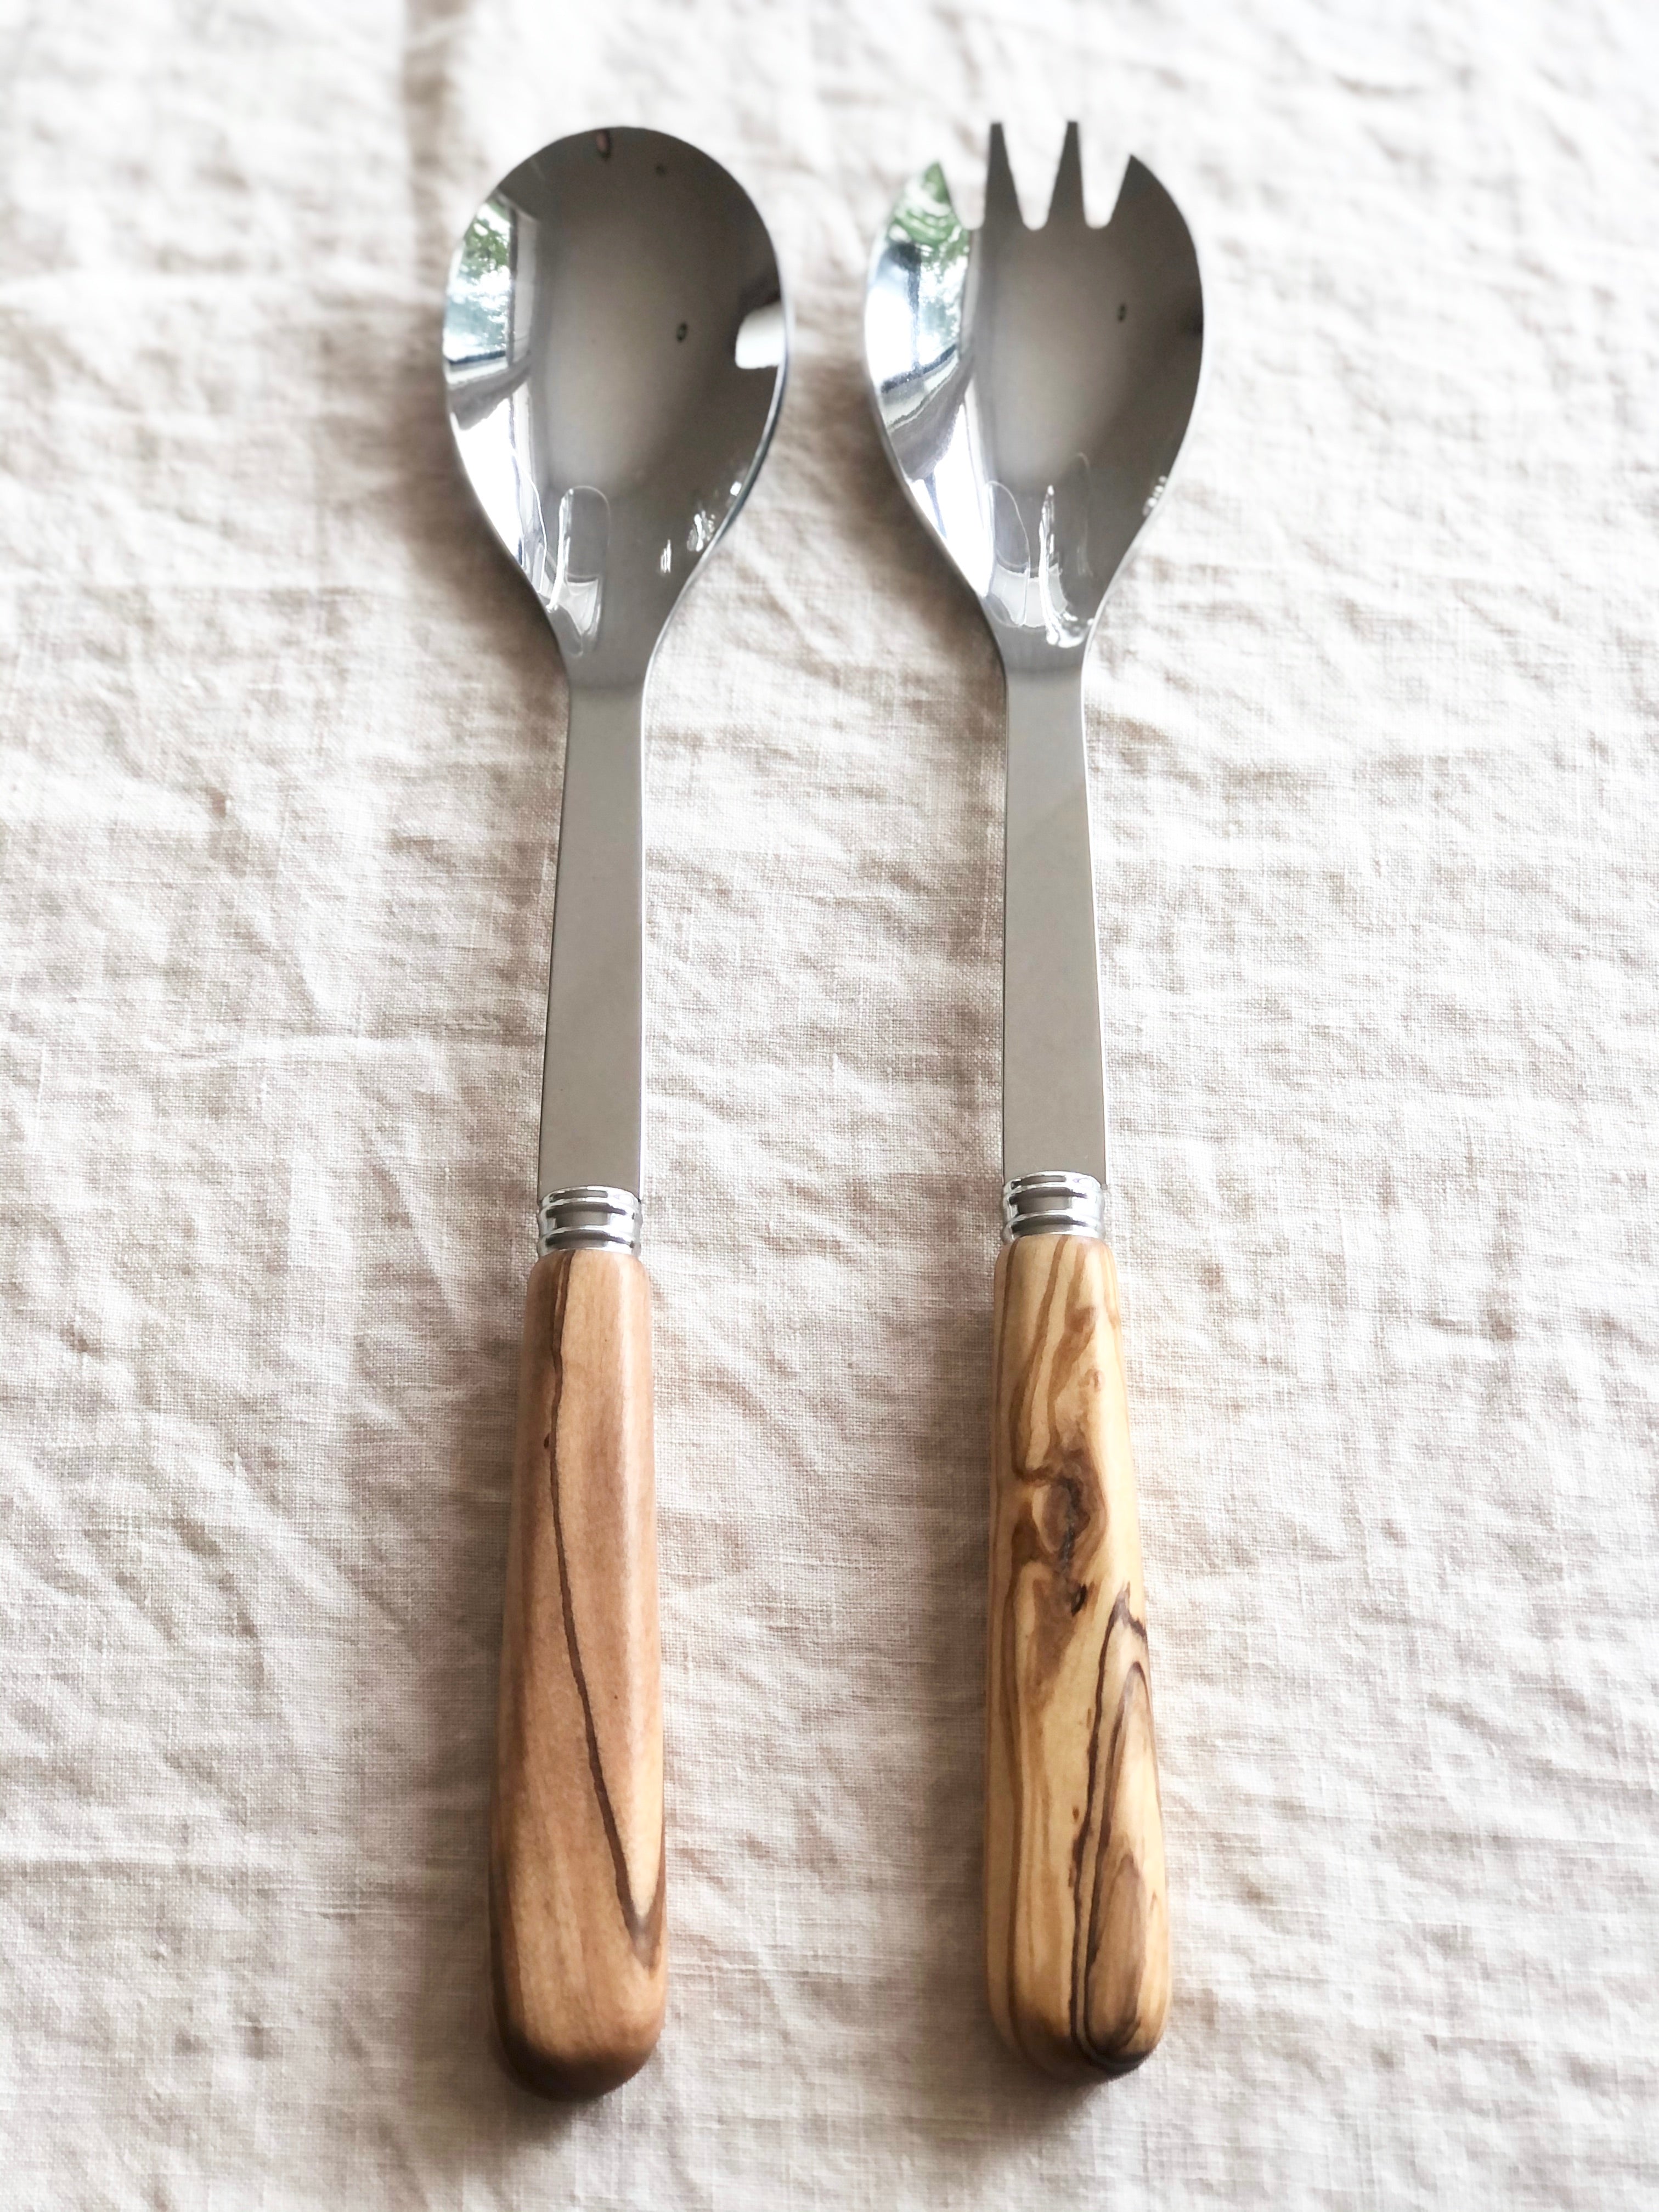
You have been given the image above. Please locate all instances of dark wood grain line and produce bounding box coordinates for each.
[1075,1584,1154,2073]
[1070,1581,1119,2055]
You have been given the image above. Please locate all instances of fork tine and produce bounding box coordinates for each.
[983,122,1024,233]
[1046,120,1086,227]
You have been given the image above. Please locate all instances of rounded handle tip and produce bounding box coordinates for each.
[492,1943,664,2099]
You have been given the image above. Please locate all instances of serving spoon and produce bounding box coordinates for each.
[442,126,787,2096]
[862,124,1204,2077]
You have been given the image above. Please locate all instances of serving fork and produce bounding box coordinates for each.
[862,123,1204,2076]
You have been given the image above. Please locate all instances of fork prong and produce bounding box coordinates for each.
[1046,120,1086,227]
[983,122,1024,234]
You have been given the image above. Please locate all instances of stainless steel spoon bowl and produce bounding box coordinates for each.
[444,126,787,1213]
[442,126,787,2099]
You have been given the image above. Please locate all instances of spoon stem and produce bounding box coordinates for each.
[539,681,646,1203]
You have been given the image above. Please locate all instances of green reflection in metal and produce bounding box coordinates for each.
[443,196,514,369]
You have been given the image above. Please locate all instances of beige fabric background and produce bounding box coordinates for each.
[3,0,1657,2203]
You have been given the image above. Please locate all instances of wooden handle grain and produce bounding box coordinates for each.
[489,1248,665,2097]
[985,1232,1169,2078]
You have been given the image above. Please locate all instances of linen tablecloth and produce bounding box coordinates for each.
[3,0,1657,2202]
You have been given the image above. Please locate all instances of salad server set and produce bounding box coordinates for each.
[440,121,1205,2096]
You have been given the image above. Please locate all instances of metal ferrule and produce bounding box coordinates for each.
[1002,1171,1106,1244]
[537,1186,643,1257]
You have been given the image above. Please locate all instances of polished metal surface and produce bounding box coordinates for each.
[442,128,788,1227]
[1002,1171,1108,1244]
[864,124,1203,1190]
[538,1186,645,1257]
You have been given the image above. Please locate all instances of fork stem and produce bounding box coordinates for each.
[1000,659,1108,1186]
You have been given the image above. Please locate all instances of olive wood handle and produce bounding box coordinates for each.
[490,1248,665,2096]
[985,1231,1169,2077]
